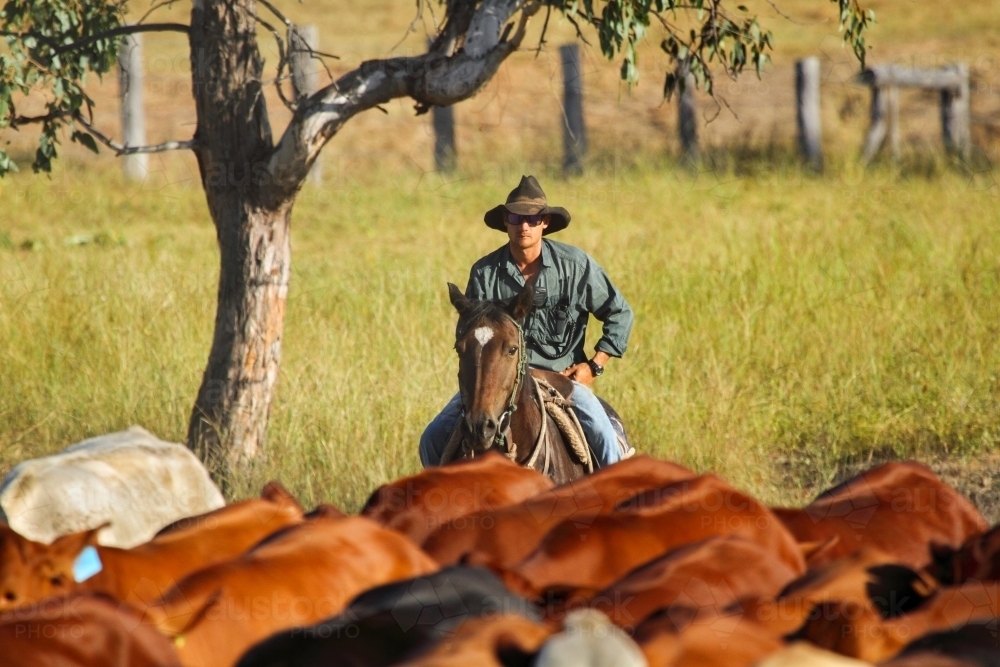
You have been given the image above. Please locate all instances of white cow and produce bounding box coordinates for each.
[0,426,225,548]
[535,609,648,667]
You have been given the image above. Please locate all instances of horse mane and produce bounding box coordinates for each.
[455,297,513,339]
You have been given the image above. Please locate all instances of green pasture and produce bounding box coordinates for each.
[1,155,998,511]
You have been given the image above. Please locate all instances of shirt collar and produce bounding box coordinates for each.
[502,240,552,284]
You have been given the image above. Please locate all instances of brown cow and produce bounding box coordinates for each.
[635,607,785,667]
[735,548,941,662]
[144,515,439,667]
[361,452,553,545]
[0,593,181,667]
[508,474,805,596]
[560,534,801,629]
[743,548,936,639]
[772,463,987,570]
[878,580,1000,661]
[421,456,695,568]
[0,482,305,612]
[393,615,552,667]
[925,522,1000,586]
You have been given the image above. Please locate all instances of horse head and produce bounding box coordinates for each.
[448,281,534,456]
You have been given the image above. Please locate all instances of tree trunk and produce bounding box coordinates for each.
[186,0,289,475]
[187,198,291,473]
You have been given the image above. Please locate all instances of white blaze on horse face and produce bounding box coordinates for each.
[473,326,495,347]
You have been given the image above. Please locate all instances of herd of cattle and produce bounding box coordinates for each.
[2,427,1000,666]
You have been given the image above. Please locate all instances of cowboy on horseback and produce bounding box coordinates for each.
[420,175,634,470]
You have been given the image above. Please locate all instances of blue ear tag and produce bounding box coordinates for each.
[72,545,103,583]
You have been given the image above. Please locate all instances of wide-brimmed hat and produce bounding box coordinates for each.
[484,175,571,235]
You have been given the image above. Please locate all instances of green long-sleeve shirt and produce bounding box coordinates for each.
[465,239,634,372]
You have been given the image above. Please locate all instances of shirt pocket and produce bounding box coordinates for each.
[533,296,574,353]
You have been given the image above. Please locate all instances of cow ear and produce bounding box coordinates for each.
[507,280,534,324]
[50,524,106,558]
[261,481,304,513]
[448,283,472,316]
[144,587,222,638]
[799,535,840,564]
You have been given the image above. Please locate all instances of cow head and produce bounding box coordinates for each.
[0,523,101,611]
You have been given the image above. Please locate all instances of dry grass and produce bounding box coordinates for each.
[2,154,998,512]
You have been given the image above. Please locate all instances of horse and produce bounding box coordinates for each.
[443,280,625,485]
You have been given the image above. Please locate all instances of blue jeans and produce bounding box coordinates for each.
[419,383,622,469]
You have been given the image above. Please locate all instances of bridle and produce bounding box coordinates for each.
[457,312,528,457]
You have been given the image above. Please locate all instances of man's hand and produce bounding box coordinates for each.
[561,352,610,387]
[562,362,595,386]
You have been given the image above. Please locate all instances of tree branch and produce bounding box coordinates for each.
[73,113,196,156]
[49,23,189,58]
[9,110,69,128]
[252,14,295,111]
[267,0,538,199]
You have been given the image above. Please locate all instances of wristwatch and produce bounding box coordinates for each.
[587,358,605,377]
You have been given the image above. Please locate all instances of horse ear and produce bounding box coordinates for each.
[448,283,471,316]
[508,279,534,323]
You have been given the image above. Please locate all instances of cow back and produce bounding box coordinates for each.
[577,534,801,628]
[422,456,695,568]
[361,453,553,545]
[145,515,438,667]
[0,593,181,667]
[775,462,987,570]
[83,485,305,608]
[510,474,805,595]
[236,566,538,667]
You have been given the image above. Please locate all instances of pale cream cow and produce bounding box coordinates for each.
[0,426,224,548]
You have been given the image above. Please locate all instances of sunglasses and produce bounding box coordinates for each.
[505,212,547,227]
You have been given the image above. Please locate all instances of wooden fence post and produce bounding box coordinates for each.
[290,24,322,184]
[560,44,587,175]
[941,63,971,160]
[859,64,969,164]
[887,85,900,161]
[677,60,698,165]
[117,32,147,181]
[424,39,457,172]
[795,57,822,170]
[432,104,457,172]
[862,85,888,164]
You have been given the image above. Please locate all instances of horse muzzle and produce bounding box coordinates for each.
[464,411,501,453]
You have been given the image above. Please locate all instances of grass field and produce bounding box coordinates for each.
[2,153,998,511]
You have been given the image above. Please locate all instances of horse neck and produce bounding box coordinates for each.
[509,372,543,463]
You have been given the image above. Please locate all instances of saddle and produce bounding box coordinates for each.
[529,369,634,464]
[441,370,633,469]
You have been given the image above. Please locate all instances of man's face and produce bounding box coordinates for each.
[505,213,549,250]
